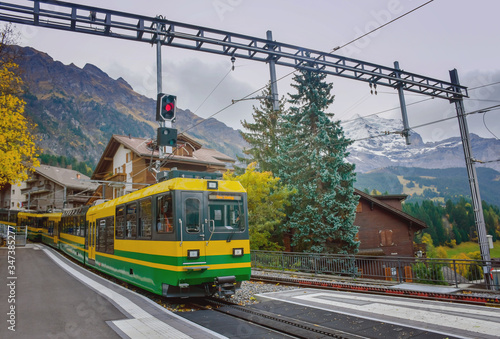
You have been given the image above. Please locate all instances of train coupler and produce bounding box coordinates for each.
[215,276,237,297]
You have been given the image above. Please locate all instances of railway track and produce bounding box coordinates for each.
[191,297,369,339]
[251,273,500,307]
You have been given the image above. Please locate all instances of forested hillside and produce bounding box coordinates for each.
[403,198,500,247]
[355,166,500,207]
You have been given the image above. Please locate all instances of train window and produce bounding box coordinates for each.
[74,216,78,236]
[116,206,125,239]
[97,218,107,253]
[96,216,114,254]
[105,216,114,254]
[138,198,152,239]
[126,203,137,238]
[80,215,86,237]
[48,221,54,236]
[156,194,173,234]
[208,194,245,233]
[185,198,201,233]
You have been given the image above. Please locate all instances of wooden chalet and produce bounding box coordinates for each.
[89,134,235,202]
[355,190,426,257]
[20,165,97,211]
[284,190,426,258]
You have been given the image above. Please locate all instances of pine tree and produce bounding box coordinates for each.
[237,84,285,174]
[274,64,359,254]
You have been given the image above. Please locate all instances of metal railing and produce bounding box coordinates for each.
[251,250,500,290]
[0,223,27,247]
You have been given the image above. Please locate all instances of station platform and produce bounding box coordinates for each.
[0,244,227,339]
[255,288,500,339]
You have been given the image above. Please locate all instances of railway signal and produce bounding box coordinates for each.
[156,93,177,121]
[157,127,177,147]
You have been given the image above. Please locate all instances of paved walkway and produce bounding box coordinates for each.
[0,244,226,338]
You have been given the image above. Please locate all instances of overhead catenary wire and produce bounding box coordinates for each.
[192,67,233,115]
[340,98,434,123]
[483,111,499,140]
[315,104,500,149]
[331,0,435,52]
[179,0,435,136]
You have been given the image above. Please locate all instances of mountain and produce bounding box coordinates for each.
[16,46,247,166]
[343,115,500,173]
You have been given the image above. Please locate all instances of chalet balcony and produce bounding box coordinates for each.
[67,194,93,204]
[21,184,52,195]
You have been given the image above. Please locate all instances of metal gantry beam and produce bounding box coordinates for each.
[0,0,468,100]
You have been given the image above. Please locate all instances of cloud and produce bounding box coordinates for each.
[104,55,259,130]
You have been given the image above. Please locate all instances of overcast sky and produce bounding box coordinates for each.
[9,0,500,143]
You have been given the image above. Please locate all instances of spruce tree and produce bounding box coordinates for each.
[237,84,285,174]
[275,64,359,254]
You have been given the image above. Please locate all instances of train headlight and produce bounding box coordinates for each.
[187,249,200,259]
[233,248,244,257]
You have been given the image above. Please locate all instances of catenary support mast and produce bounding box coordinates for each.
[449,69,492,285]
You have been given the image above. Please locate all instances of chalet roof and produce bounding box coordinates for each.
[92,134,235,180]
[372,194,408,201]
[34,165,98,191]
[354,189,427,230]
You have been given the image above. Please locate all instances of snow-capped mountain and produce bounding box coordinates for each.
[342,115,500,173]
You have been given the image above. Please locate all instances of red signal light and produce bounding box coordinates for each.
[156,93,177,121]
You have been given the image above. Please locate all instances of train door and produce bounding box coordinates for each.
[87,213,96,263]
[180,192,207,263]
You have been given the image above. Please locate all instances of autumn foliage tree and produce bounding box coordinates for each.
[0,25,39,188]
[224,163,294,250]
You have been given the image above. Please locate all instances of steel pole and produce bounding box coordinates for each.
[449,69,492,288]
[156,19,171,159]
[266,30,279,111]
[394,61,411,145]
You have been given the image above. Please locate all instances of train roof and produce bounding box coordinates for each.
[88,176,246,213]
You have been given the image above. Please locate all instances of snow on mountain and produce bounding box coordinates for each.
[341,115,500,173]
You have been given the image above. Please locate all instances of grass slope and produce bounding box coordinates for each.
[441,241,500,258]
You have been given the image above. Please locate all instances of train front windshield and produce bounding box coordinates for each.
[208,194,245,233]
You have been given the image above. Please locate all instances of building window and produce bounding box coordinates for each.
[379,229,394,246]
[356,202,362,213]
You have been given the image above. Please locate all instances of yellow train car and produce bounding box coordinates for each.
[0,209,19,227]
[18,211,44,241]
[40,212,63,249]
[59,206,88,262]
[86,171,250,297]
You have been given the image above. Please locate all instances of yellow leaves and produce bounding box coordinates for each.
[0,61,40,188]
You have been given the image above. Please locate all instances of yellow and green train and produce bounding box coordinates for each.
[2,171,251,297]
[0,210,49,241]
